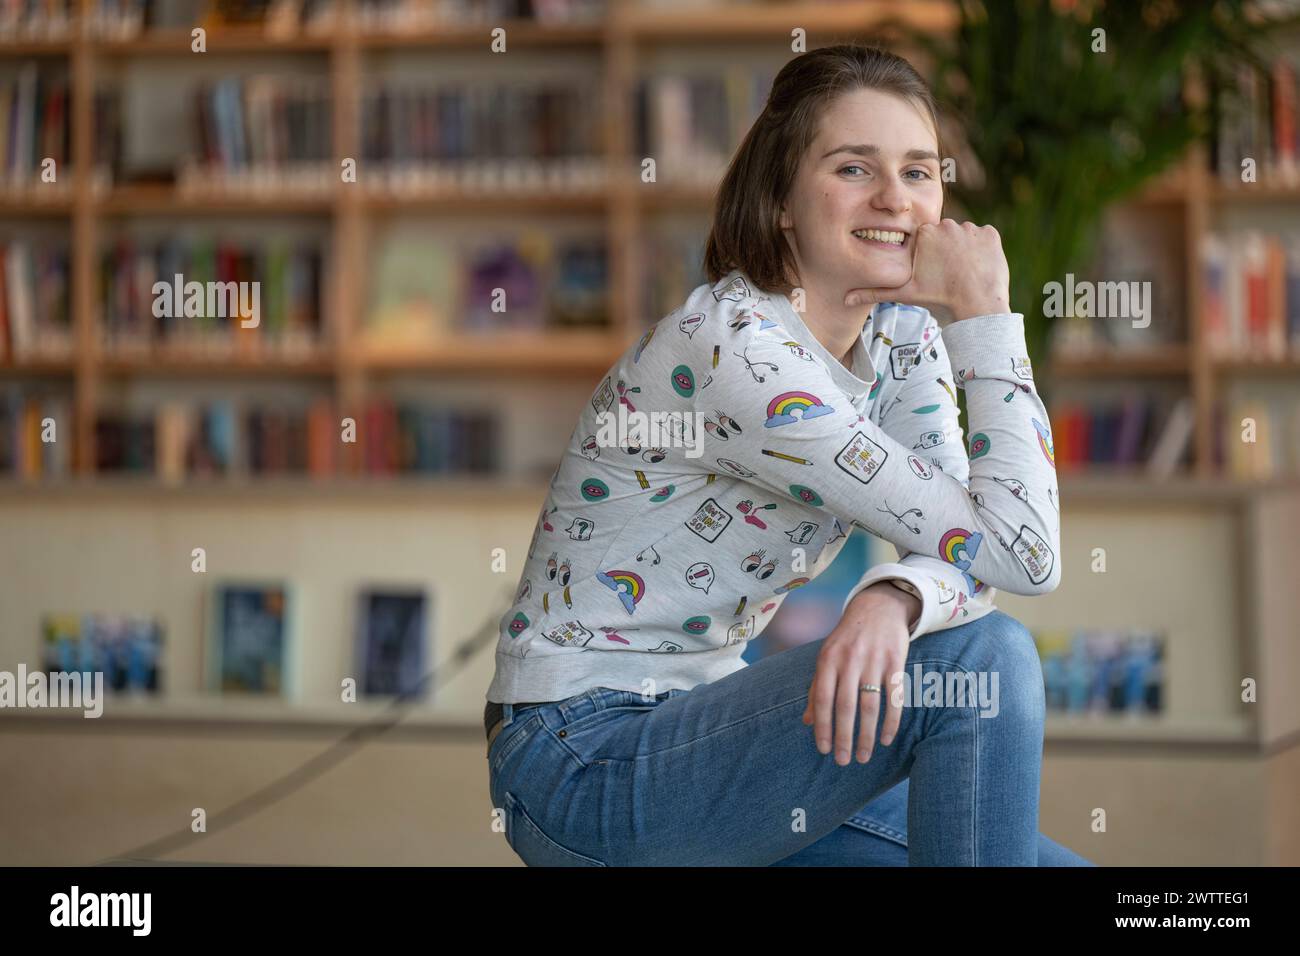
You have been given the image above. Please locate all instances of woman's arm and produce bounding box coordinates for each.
[695,307,1060,598]
[840,305,1028,638]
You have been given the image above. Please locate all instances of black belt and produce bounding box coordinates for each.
[483,699,554,742]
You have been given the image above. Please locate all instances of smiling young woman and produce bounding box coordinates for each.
[484,43,1088,867]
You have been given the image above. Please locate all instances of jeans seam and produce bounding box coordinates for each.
[617,694,809,762]
[611,656,981,763]
[842,816,909,847]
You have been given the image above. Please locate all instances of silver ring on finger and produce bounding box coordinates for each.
[859,684,881,694]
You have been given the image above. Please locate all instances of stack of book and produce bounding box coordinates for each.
[42,613,165,695]
[637,231,707,329]
[1048,394,1193,475]
[184,75,333,193]
[1211,52,1300,186]
[364,230,608,341]
[1032,628,1165,716]
[633,65,776,187]
[0,386,73,479]
[0,0,74,38]
[86,0,337,38]
[358,79,605,193]
[0,62,70,191]
[1214,394,1300,480]
[356,0,606,29]
[1200,230,1300,359]
[98,398,499,480]
[0,239,73,361]
[98,236,325,355]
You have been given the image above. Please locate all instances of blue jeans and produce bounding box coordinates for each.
[487,609,1095,866]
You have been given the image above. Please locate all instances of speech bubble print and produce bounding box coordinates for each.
[993,477,1028,501]
[685,562,715,594]
[679,312,706,338]
[786,520,819,545]
[565,517,594,540]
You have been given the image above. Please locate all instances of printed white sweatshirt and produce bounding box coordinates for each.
[485,268,1062,704]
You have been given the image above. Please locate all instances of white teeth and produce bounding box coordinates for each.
[852,228,906,245]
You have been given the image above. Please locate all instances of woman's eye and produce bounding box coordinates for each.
[904,168,933,181]
[839,164,867,177]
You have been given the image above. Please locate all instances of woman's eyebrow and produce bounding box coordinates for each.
[821,143,940,162]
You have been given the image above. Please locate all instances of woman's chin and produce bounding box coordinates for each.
[843,270,910,298]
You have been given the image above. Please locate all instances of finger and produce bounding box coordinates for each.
[834,664,861,766]
[845,283,912,309]
[810,663,836,755]
[880,651,906,747]
[855,666,884,763]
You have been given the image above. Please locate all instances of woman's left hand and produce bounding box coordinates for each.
[801,582,918,765]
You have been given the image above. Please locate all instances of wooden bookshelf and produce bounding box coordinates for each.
[0,0,1295,484]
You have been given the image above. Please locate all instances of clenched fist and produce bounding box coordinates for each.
[844,218,1011,324]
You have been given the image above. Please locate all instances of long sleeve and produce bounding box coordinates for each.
[840,310,1003,639]
[697,309,1062,616]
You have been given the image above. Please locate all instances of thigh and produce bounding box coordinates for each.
[495,609,1033,866]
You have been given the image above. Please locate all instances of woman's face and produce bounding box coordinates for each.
[779,87,944,296]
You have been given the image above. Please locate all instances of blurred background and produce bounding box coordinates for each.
[1,0,1298,866]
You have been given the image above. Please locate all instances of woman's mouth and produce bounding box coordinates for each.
[851,228,908,249]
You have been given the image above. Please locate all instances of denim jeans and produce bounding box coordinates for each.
[486,609,1095,866]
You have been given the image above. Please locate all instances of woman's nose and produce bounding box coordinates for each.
[870,176,912,214]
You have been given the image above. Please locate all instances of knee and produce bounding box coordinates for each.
[971,613,1045,728]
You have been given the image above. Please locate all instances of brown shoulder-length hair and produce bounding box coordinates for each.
[703,44,943,296]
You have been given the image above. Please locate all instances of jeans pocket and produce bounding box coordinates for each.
[556,702,659,739]
[503,790,607,867]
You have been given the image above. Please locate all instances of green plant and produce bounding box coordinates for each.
[900,0,1295,378]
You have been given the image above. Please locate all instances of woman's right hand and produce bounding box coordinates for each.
[843,218,1011,323]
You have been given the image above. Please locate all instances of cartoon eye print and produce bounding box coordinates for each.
[741,549,777,580]
[704,411,743,441]
[642,448,668,464]
[624,442,642,455]
[545,553,572,586]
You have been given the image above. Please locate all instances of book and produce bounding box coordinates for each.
[1199,229,1300,359]
[0,386,74,480]
[207,582,291,696]
[1033,628,1165,716]
[1145,395,1196,479]
[42,613,165,695]
[355,589,429,698]
[99,235,324,355]
[1212,50,1300,186]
